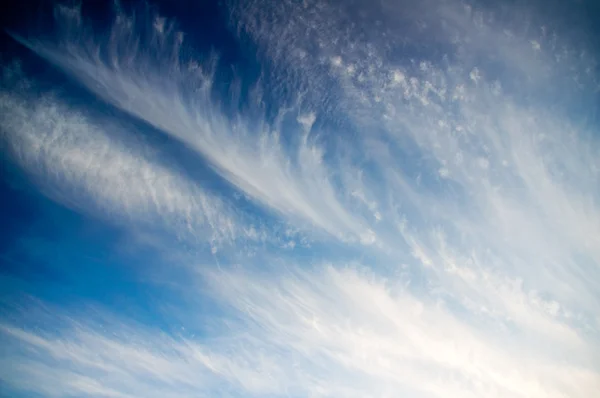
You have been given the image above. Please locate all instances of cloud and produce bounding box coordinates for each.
[0,316,275,398]
[1,0,599,397]
[1,264,599,398]
[233,0,600,314]
[11,4,374,243]
[0,63,252,250]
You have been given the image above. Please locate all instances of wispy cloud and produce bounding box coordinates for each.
[12,4,374,243]
[0,63,254,251]
[1,264,598,397]
[1,0,599,397]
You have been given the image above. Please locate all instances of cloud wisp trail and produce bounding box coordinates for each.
[11,4,374,244]
[0,0,599,397]
[0,64,258,251]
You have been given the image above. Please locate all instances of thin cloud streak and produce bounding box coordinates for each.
[1,264,599,398]
[0,65,250,249]
[237,0,600,317]
[13,4,374,243]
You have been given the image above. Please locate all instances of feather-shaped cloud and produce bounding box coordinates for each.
[1,0,599,397]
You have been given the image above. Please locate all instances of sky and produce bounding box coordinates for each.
[0,0,599,397]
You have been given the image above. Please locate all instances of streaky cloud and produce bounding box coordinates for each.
[233,0,600,318]
[0,0,599,397]
[0,63,253,251]
[1,264,599,398]
[12,4,375,244]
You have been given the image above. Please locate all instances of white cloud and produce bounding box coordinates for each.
[11,5,373,244]
[221,0,600,392]
[0,66,250,249]
[264,0,600,321]
[1,0,600,397]
[2,264,598,397]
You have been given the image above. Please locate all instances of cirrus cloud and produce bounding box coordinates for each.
[1,0,599,397]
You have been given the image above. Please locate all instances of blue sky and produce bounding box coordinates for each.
[1,0,599,397]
